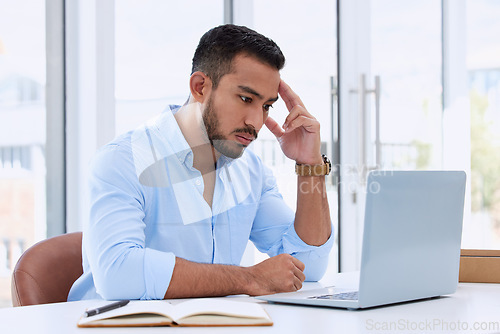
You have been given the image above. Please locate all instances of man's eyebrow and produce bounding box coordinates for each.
[238,85,279,102]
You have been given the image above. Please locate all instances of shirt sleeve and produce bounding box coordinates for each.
[249,163,334,282]
[85,144,175,300]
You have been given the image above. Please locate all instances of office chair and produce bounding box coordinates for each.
[11,232,83,306]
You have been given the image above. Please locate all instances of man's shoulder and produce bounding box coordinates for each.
[89,131,140,181]
[95,132,134,160]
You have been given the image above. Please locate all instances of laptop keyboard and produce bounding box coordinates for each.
[307,291,359,301]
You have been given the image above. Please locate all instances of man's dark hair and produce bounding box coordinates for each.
[192,24,285,88]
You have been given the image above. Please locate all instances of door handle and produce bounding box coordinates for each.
[351,74,382,183]
[330,76,340,187]
[374,75,381,168]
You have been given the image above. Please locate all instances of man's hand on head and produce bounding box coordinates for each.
[264,80,323,165]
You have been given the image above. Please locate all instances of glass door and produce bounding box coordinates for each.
[338,0,444,271]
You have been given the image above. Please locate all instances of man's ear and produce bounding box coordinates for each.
[189,71,212,103]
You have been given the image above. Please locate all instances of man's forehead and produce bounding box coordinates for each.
[218,54,280,97]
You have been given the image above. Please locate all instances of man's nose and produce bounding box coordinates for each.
[244,107,264,130]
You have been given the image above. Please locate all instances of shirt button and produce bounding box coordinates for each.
[195,179,202,186]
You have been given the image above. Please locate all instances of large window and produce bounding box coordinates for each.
[115,0,224,134]
[0,0,47,307]
[465,0,500,249]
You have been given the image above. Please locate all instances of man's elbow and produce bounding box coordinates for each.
[93,264,146,300]
[296,253,330,282]
[304,265,328,282]
[96,277,146,300]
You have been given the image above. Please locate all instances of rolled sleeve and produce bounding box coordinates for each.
[143,249,176,299]
[84,144,176,300]
[282,224,334,281]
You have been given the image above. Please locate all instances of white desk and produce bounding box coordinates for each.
[1,281,499,333]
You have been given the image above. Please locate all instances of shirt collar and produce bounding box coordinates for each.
[153,104,193,166]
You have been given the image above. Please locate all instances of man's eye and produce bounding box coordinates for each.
[240,96,252,103]
[263,104,273,112]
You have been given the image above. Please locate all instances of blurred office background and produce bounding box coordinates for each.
[1,0,499,307]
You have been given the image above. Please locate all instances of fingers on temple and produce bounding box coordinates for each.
[279,80,304,111]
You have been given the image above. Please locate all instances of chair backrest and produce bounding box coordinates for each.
[11,232,83,307]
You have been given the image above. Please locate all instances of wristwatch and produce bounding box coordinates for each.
[295,154,331,176]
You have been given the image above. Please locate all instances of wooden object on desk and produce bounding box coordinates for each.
[459,249,500,283]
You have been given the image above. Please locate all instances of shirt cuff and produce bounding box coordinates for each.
[282,224,334,281]
[283,223,334,259]
[142,249,176,300]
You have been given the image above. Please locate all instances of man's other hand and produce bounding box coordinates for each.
[245,254,306,296]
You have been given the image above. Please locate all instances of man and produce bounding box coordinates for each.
[68,24,333,301]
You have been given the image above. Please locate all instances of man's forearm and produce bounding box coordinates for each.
[164,257,250,299]
[164,254,306,299]
[294,175,331,246]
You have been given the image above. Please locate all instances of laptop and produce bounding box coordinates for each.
[257,170,466,309]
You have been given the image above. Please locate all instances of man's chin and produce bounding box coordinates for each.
[212,140,246,159]
[220,147,245,160]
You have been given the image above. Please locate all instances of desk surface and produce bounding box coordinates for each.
[1,280,499,333]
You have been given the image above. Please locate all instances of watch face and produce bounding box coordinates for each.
[322,155,332,175]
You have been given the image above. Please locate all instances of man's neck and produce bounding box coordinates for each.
[174,101,220,175]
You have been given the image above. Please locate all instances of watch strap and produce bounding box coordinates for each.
[295,155,331,176]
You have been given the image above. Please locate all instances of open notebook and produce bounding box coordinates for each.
[77,298,272,327]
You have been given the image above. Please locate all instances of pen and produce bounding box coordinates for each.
[84,300,130,317]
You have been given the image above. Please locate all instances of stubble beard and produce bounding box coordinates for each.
[201,95,258,160]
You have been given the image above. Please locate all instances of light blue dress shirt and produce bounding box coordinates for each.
[68,105,333,301]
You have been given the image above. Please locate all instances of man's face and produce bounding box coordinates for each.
[201,54,281,159]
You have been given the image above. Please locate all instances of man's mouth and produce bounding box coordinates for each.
[234,134,254,146]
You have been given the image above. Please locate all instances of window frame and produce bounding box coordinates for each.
[45,0,66,236]
[64,0,116,233]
